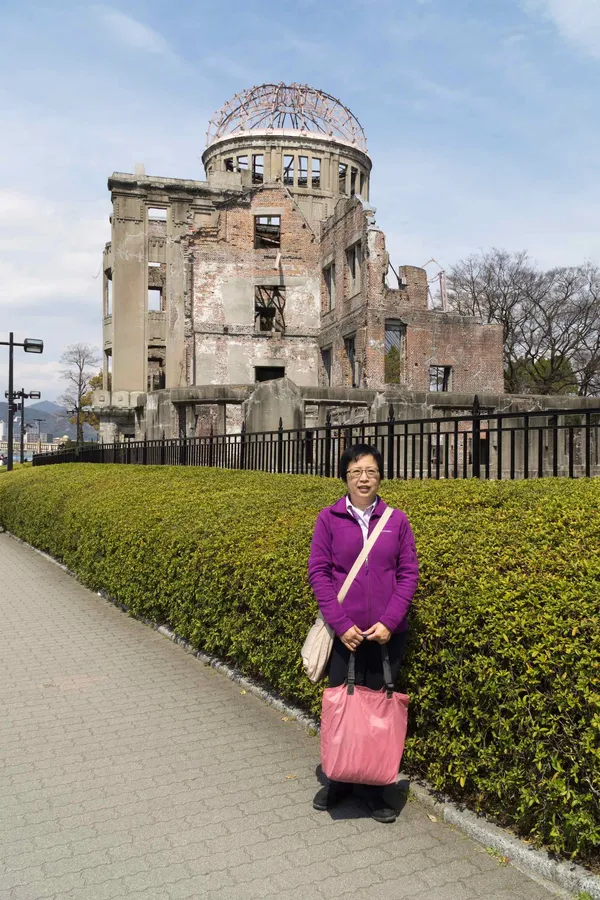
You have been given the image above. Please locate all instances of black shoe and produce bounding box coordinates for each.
[359,787,398,823]
[312,781,352,811]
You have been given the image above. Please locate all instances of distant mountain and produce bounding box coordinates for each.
[28,401,64,415]
[0,401,97,441]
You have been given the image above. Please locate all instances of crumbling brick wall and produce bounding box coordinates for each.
[184,184,321,387]
[319,196,504,394]
[319,198,373,388]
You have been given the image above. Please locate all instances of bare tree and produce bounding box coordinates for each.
[58,344,101,444]
[448,249,600,396]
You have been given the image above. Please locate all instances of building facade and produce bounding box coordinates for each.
[94,83,504,440]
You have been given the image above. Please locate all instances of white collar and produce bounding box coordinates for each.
[346,496,378,518]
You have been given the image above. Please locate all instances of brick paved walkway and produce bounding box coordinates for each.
[0,532,564,900]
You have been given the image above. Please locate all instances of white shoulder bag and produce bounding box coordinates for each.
[301,506,394,683]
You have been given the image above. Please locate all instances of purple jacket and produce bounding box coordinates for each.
[308,496,419,637]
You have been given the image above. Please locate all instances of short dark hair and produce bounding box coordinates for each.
[339,444,384,481]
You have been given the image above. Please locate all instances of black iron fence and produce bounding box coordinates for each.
[32,403,600,481]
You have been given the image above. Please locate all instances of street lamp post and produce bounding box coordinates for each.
[12,390,42,463]
[0,334,43,471]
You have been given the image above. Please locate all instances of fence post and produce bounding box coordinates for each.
[160,430,166,466]
[387,403,395,480]
[179,433,187,467]
[324,411,332,478]
[472,395,481,478]
[143,435,147,466]
[585,412,591,478]
[101,437,105,465]
[277,418,283,474]
[240,421,246,470]
[209,424,214,468]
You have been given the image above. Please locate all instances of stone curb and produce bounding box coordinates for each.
[5,529,600,900]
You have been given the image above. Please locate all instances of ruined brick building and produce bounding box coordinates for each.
[94,83,506,440]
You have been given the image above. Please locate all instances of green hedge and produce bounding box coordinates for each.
[1,464,599,864]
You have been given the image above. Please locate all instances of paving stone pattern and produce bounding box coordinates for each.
[0,533,561,900]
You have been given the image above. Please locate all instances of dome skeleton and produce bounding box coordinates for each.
[206,83,368,152]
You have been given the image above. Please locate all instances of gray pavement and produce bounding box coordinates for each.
[0,532,562,900]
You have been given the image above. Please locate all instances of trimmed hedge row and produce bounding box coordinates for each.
[1,465,599,864]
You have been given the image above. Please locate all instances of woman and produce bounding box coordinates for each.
[308,443,419,823]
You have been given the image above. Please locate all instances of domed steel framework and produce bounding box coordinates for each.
[206,83,368,152]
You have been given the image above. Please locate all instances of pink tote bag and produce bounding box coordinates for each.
[320,646,409,786]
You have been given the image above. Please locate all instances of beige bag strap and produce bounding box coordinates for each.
[337,506,394,604]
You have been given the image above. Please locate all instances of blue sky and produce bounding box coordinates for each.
[1,0,600,400]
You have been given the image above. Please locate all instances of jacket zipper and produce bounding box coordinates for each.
[366,518,373,625]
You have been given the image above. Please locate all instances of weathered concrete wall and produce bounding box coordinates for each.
[111,195,146,392]
[186,184,321,388]
[243,377,304,432]
[106,172,237,399]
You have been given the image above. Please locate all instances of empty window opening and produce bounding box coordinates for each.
[148,207,167,221]
[147,358,165,392]
[429,365,452,392]
[104,351,112,390]
[252,154,264,184]
[384,321,406,384]
[323,263,336,311]
[225,158,234,172]
[237,155,248,171]
[254,286,286,333]
[321,347,332,387]
[350,167,358,196]
[148,287,163,312]
[105,278,112,316]
[312,158,321,188]
[479,432,490,466]
[298,156,308,187]
[360,172,366,196]
[338,163,348,194]
[283,155,295,186]
[254,215,281,249]
[344,335,359,388]
[255,366,285,383]
[346,243,362,295]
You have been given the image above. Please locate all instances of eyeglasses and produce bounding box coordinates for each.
[347,468,380,480]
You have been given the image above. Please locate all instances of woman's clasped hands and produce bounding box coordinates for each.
[340,622,392,651]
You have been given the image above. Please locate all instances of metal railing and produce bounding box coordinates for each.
[32,402,600,480]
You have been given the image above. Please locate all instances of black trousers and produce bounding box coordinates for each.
[328,630,409,690]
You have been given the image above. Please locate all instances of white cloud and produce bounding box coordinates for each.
[90,6,175,57]
[0,190,108,307]
[0,191,106,400]
[9,360,65,401]
[528,0,600,58]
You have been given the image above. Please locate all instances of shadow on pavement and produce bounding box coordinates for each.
[313,764,410,821]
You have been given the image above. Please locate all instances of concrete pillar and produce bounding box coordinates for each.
[166,201,189,388]
[270,147,280,181]
[111,196,146,392]
[322,152,331,192]
[264,145,272,181]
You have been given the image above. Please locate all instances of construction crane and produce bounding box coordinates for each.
[422,258,448,311]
